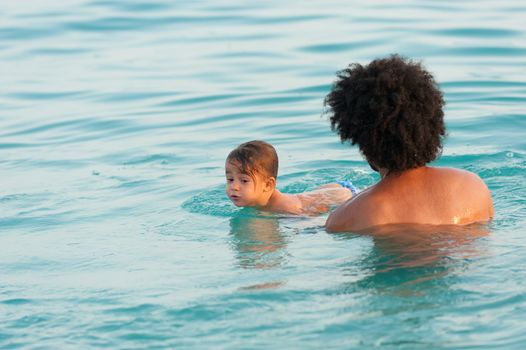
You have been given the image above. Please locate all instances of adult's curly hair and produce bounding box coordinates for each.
[324,54,446,173]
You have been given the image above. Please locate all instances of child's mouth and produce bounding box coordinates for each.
[229,195,243,206]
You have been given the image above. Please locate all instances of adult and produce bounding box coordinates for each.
[324,55,493,232]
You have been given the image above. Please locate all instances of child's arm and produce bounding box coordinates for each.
[298,183,354,214]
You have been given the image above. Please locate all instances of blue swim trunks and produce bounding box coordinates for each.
[336,180,359,196]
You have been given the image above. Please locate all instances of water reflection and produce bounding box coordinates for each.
[333,223,491,297]
[228,213,289,270]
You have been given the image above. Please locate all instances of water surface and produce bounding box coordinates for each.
[1,0,526,349]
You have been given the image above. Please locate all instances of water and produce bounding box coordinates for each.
[1,0,525,348]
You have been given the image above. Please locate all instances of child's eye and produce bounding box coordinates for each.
[226,178,234,182]
[242,179,250,183]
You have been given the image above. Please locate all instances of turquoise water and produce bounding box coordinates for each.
[1,0,526,348]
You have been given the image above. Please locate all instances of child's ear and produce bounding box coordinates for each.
[264,177,276,192]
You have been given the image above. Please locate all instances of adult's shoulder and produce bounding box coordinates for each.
[432,166,494,219]
[431,166,487,188]
[325,187,379,232]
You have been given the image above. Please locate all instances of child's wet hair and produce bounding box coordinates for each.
[226,140,278,179]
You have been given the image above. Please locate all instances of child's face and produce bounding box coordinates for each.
[225,162,270,207]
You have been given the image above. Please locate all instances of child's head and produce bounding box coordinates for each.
[225,140,279,207]
[324,54,446,174]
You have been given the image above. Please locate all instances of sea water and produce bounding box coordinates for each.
[1,0,525,349]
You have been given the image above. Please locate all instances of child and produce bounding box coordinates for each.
[225,140,357,215]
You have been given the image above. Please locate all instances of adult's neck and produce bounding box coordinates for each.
[379,166,429,180]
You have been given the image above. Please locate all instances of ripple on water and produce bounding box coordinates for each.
[299,38,386,53]
[430,27,521,38]
[7,90,88,101]
[442,46,526,57]
[182,167,374,218]
[88,1,171,13]
[1,298,33,305]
